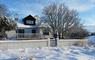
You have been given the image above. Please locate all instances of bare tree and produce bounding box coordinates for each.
[42,3,81,38]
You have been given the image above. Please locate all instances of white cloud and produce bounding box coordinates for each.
[68,4,94,12]
[82,15,95,26]
[63,0,95,12]
[90,0,95,3]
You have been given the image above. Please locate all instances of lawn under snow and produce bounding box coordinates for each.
[0,46,95,60]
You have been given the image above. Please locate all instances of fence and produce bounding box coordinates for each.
[0,39,88,49]
[0,39,48,49]
[58,39,88,47]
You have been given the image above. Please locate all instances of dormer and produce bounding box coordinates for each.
[23,15,36,25]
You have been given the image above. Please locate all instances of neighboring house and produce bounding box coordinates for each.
[16,15,52,39]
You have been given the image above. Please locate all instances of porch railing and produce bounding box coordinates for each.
[16,33,41,39]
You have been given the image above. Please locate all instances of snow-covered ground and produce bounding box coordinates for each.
[0,46,95,60]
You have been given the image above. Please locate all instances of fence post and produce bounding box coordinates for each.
[48,38,50,47]
[57,37,59,47]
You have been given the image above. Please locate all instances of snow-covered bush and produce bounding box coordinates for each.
[0,16,16,39]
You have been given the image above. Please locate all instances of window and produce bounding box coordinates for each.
[26,20,34,24]
[32,30,36,33]
[17,29,24,33]
[16,29,24,38]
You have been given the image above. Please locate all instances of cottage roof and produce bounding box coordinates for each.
[23,15,36,21]
[17,22,31,28]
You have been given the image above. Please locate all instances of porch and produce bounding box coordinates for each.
[6,32,51,40]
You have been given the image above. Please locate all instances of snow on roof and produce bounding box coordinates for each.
[17,22,31,28]
[16,20,51,28]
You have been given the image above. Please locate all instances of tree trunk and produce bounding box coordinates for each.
[58,32,61,39]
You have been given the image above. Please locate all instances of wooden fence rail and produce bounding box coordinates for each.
[0,39,88,49]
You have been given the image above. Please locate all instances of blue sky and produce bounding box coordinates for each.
[0,0,95,27]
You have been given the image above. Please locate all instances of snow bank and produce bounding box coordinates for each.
[0,46,95,60]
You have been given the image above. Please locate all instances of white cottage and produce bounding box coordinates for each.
[16,15,52,39]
